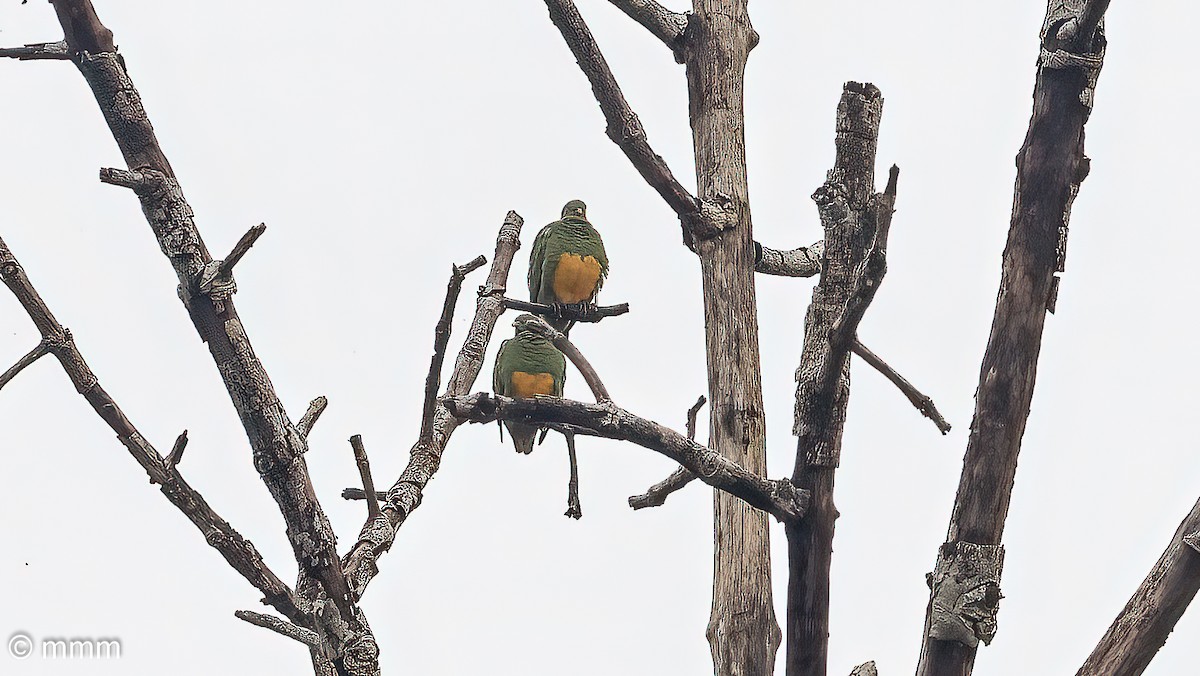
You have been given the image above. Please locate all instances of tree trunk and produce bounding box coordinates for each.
[916,3,1109,674]
[787,83,887,676]
[682,3,781,674]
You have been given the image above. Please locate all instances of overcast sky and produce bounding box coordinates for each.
[1,1,1197,675]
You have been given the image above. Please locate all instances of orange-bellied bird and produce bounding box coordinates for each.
[492,314,567,454]
[527,199,609,334]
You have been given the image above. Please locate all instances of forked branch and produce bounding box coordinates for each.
[604,0,688,57]
[340,211,524,598]
[0,235,304,624]
[628,395,705,509]
[444,393,809,524]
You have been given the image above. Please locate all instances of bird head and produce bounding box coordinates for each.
[561,200,588,221]
[513,313,547,334]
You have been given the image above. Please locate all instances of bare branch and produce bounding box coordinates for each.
[502,297,629,323]
[98,166,146,190]
[444,393,809,524]
[0,40,71,60]
[523,316,610,402]
[851,340,950,434]
[1077,497,1200,676]
[543,0,707,239]
[56,4,359,630]
[217,223,266,280]
[421,256,487,442]
[166,430,189,468]
[340,211,524,599]
[788,82,895,676]
[0,341,49,392]
[0,235,305,624]
[754,240,823,277]
[235,610,320,649]
[564,431,582,519]
[349,435,380,521]
[628,395,705,509]
[297,396,328,439]
[341,488,389,502]
[604,0,688,57]
[46,2,371,656]
[917,0,1112,670]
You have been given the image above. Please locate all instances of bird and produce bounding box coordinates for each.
[527,199,609,334]
[492,314,567,454]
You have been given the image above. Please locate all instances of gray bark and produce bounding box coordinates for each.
[443,393,809,524]
[0,236,305,624]
[542,1,781,670]
[786,83,897,676]
[340,212,523,597]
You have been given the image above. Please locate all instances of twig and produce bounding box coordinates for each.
[754,240,823,277]
[564,431,582,519]
[297,396,328,439]
[604,0,688,58]
[219,224,266,275]
[349,435,379,521]
[502,297,629,323]
[0,341,49,392]
[0,40,72,60]
[421,256,488,442]
[234,610,320,649]
[0,235,304,624]
[1076,497,1200,675]
[443,393,809,524]
[166,430,189,468]
[628,395,705,509]
[851,340,950,434]
[218,223,266,280]
[543,0,704,236]
[523,316,610,401]
[340,211,524,598]
[341,488,389,502]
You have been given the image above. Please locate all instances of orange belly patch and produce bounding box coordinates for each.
[510,371,556,399]
[552,253,602,304]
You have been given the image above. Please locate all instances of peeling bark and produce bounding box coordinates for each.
[787,83,896,676]
[915,2,1110,674]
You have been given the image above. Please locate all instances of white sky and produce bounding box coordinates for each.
[1,1,1197,675]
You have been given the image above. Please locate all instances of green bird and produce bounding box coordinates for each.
[493,314,567,454]
[528,199,609,333]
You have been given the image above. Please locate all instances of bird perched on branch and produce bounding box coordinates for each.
[528,199,609,334]
[493,314,567,454]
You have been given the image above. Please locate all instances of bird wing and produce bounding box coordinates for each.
[527,223,553,304]
[493,339,511,396]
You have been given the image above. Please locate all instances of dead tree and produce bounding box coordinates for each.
[0,3,809,673]
[524,2,945,675]
[915,2,1116,676]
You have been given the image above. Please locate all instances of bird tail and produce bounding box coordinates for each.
[504,421,539,454]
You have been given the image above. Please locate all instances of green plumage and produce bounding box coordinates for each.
[493,315,567,454]
[528,200,609,332]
